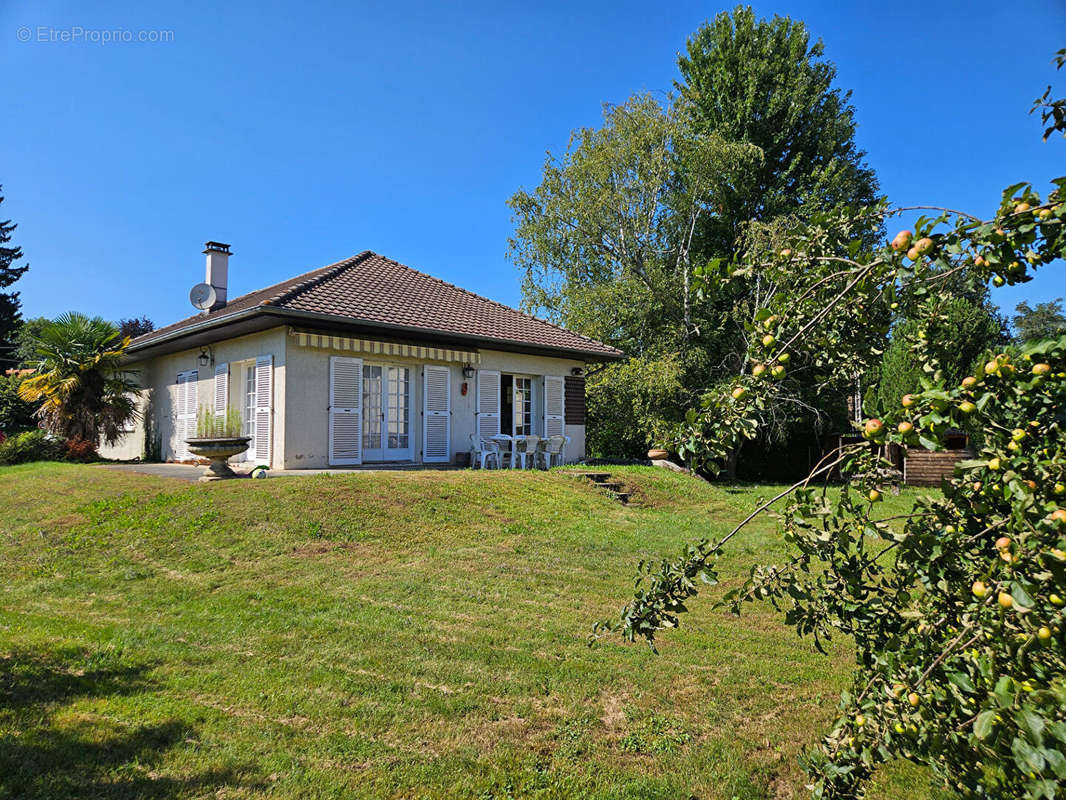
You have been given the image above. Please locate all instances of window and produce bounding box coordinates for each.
[243,365,256,450]
[512,376,532,435]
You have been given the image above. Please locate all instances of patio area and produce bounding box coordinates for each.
[469,433,570,470]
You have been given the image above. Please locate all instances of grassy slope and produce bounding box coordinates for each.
[0,463,938,800]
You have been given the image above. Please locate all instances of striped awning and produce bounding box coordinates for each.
[290,330,480,364]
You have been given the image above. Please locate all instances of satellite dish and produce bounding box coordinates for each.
[189,283,217,310]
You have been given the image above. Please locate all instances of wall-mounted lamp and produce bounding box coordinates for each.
[197,347,214,368]
[570,367,584,376]
[462,364,476,379]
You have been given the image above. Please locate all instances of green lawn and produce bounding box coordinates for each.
[0,463,942,799]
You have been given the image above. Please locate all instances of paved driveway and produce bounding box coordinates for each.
[99,463,206,482]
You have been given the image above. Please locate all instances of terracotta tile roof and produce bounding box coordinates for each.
[132,251,622,359]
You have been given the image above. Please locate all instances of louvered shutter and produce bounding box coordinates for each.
[214,363,229,418]
[253,355,272,464]
[544,375,565,439]
[173,373,186,460]
[476,370,501,439]
[175,370,198,460]
[329,356,363,465]
[423,365,451,463]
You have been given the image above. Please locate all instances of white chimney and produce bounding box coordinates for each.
[203,241,231,310]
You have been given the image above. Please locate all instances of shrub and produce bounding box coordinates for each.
[0,429,65,465]
[63,437,98,462]
[586,355,688,459]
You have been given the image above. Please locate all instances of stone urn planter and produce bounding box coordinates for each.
[647,448,670,461]
[185,436,252,482]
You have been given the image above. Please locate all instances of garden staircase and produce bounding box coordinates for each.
[563,471,631,505]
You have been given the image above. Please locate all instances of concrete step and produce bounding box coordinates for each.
[563,471,612,483]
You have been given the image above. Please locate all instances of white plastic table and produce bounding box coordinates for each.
[490,434,538,469]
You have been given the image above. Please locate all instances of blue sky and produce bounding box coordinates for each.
[2,0,1065,330]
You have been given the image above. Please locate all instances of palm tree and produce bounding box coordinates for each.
[18,312,138,445]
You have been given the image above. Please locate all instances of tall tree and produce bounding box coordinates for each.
[509,9,881,462]
[117,316,155,339]
[1013,297,1066,341]
[509,94,760,355]
[0,187,29,370]
[676,5,880,257]
[508,96,764,458]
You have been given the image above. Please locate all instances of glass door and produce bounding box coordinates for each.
[361,364,412,461]
[384,366,411,459]
[242,363,257,462]
[362,364,384,461]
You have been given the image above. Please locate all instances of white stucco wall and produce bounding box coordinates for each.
[100,326,591,469]
[282,339,587,469]
[96,387,150,461]
[98,327,288,467]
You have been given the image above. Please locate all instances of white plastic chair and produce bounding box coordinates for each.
[469,434,500,469]
[513,435,540,469]
[539,435,566,469]
[491,434,514,468]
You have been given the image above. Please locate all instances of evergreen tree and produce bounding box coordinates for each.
[875,296,1009,416]
[0,187,29,371]
[677,6,880,256]
[1013,298,1066,341]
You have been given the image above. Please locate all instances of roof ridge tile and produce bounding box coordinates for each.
[265,250,373,307]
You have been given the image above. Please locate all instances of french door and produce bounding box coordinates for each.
[362,364,412,461]
[241,363,257,462]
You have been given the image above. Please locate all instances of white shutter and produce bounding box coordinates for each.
[214,363,229,418]
[253,355,272,464]
[544,375,565,439]
[423,365,451,463]
[329,356,363,465]
[175,370,198,460]
[476,370,501,439]
[174,373,186,460]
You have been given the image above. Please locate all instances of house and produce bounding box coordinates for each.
[100,244,622,468]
